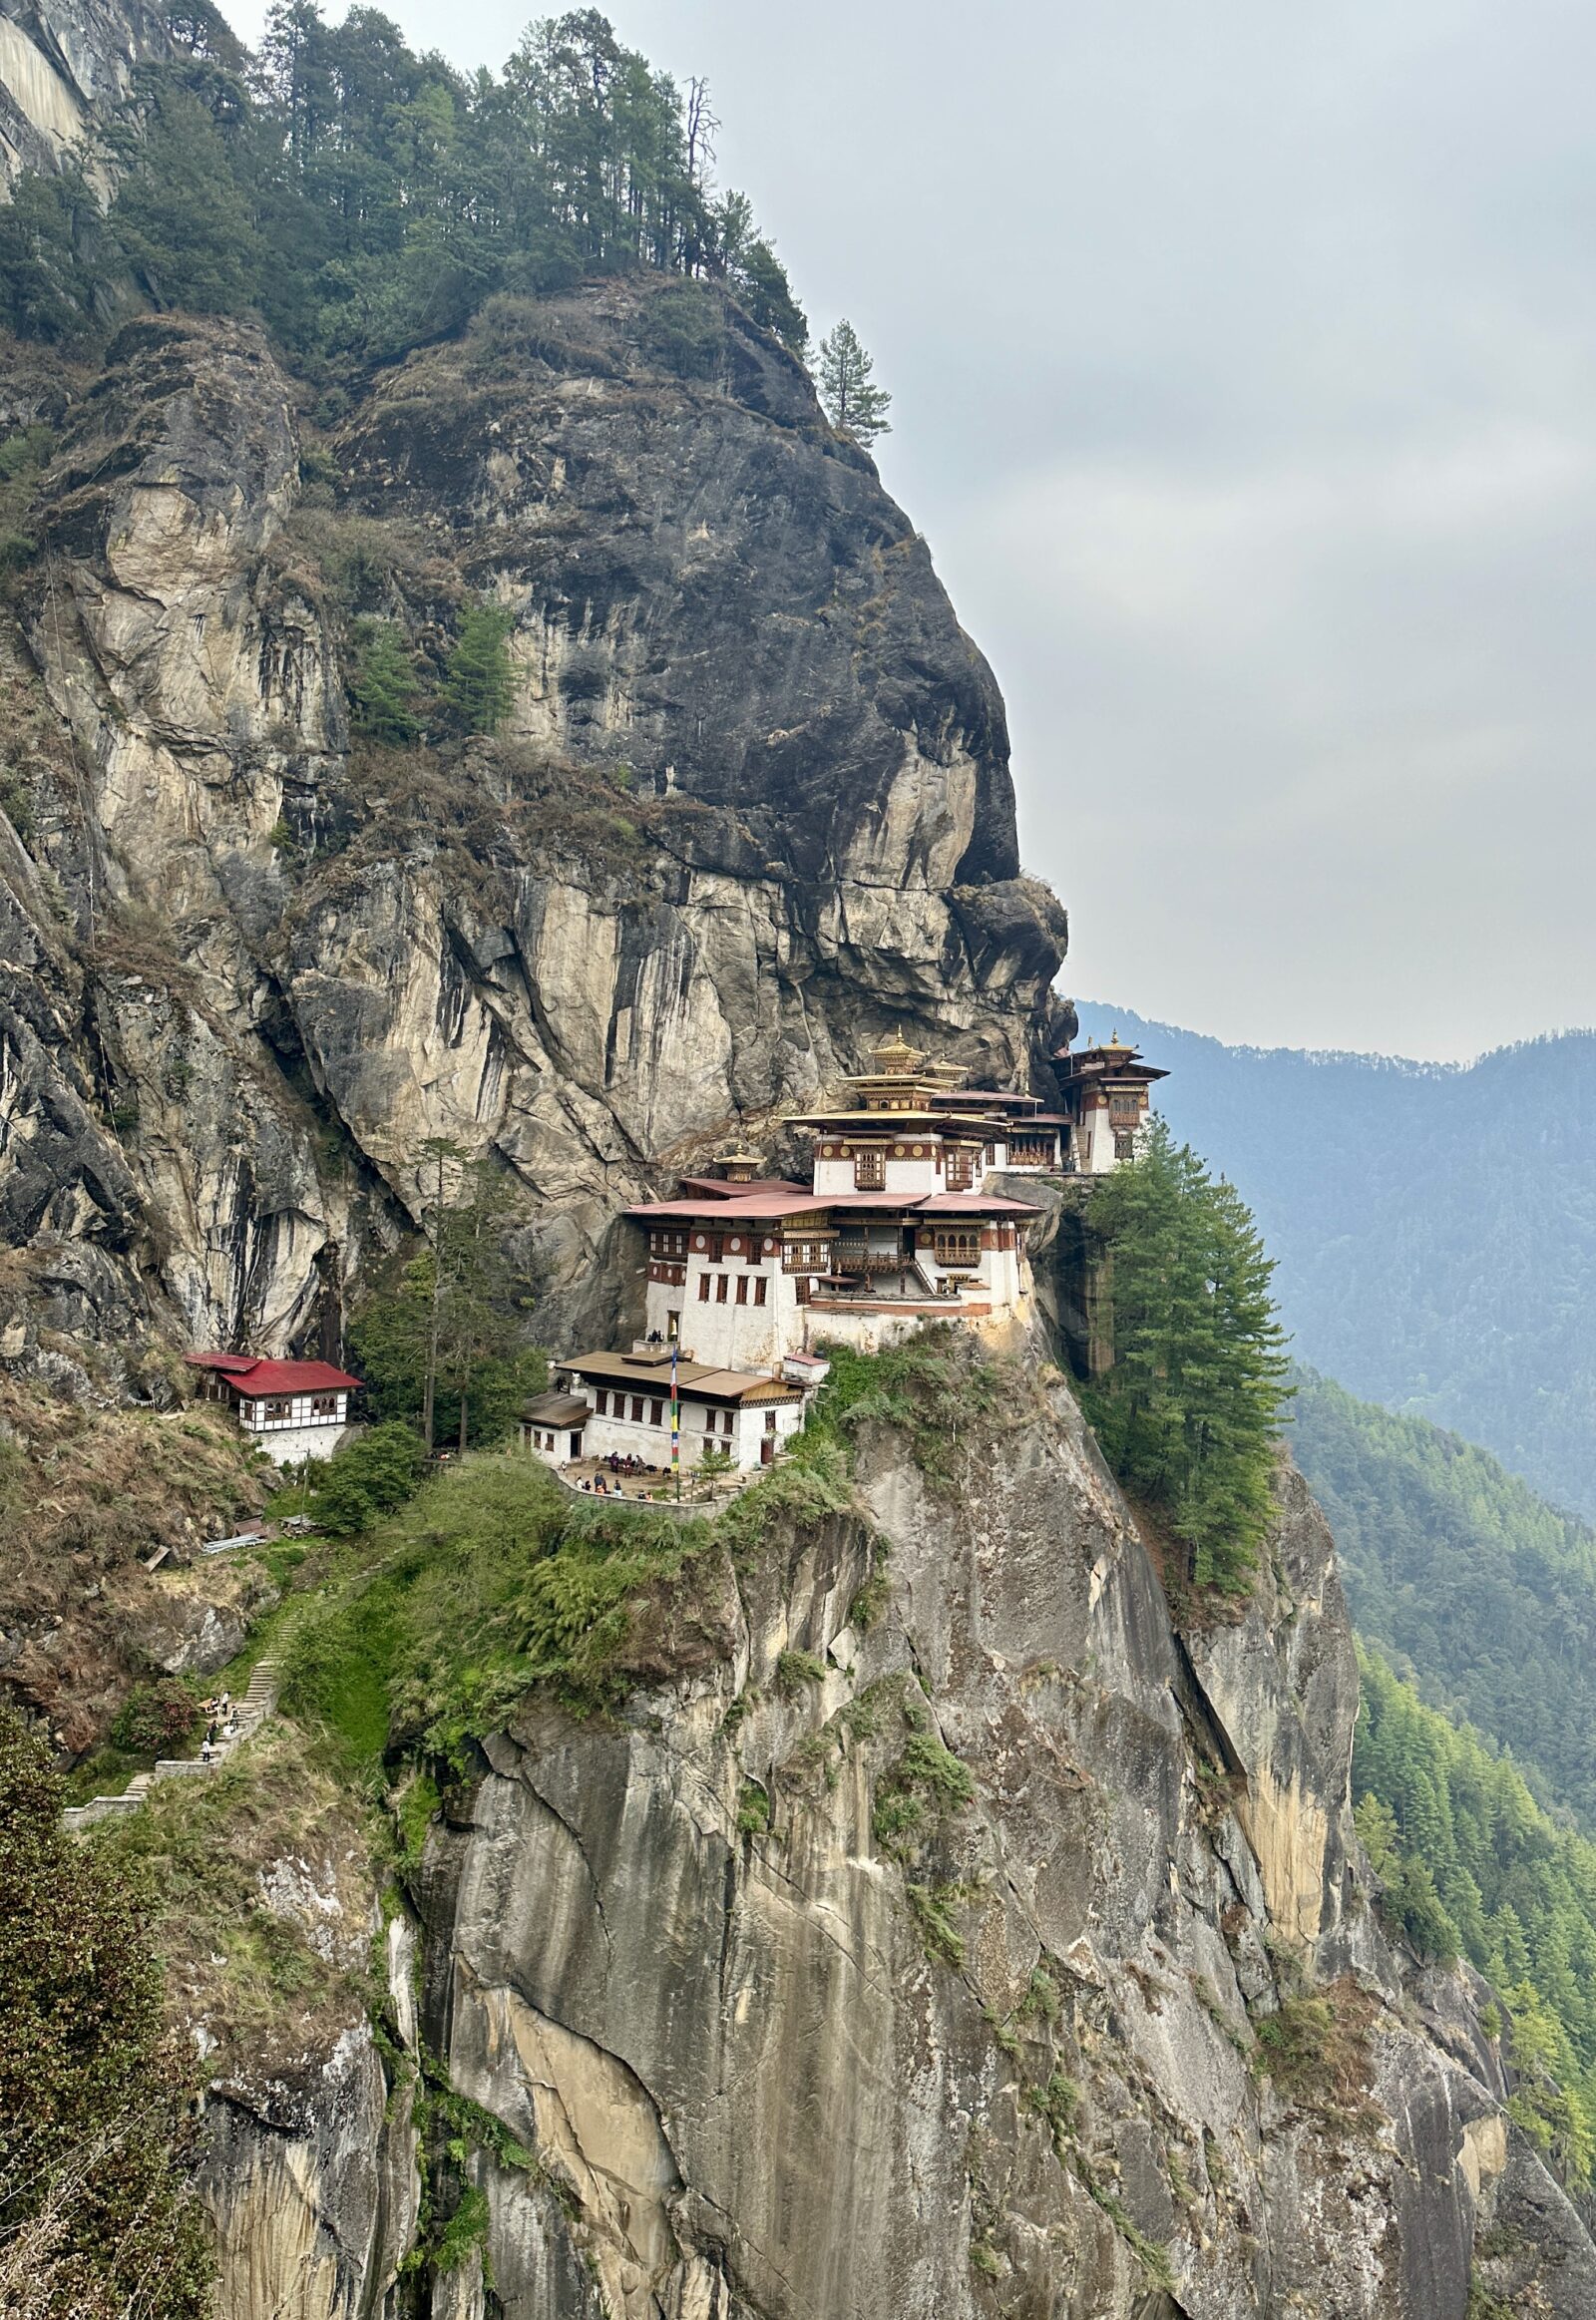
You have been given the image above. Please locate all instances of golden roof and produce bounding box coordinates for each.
[870,1024,927,1075]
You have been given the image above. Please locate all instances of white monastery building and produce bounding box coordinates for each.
[522,1027,1167,1478]
[1050,1033,1168,1173]
[186,1352,362,1464]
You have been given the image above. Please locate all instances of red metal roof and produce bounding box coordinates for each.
[626,1190,825,1221]
[187,1353,361,1393]
[674,1176,810,1201]
[917,1192,1040,1215]
[629,1185,1041,1223]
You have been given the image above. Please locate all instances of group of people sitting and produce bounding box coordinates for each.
[577,1451,667,1499]
[198,1690,241,1765]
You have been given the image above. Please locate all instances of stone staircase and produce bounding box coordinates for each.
[63,1659,281,1832]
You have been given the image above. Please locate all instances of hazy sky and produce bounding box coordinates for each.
[232,0,1596,1058]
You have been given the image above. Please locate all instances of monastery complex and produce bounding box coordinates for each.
[524,1030,1167,1479]
[182,1029,1167,1481]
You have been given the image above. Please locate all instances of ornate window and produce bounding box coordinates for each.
[934,1229,981,1268]
[854,1146,885,1189]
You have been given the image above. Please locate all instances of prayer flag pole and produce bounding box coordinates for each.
[670,1337,680,1501]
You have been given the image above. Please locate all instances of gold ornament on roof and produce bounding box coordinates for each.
[871,1024,926,1076]
[714,1145,764,1182]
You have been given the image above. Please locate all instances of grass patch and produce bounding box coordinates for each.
[1020,2067,1080,2156]
[90,1726,377,2077]
[1251,1981,1378,2127]
[776,1649,827,1692]
[789,1331,1008,1488]
[1016,1964,1060,2026]
[908,1879,974,1969]
[848,1565,891,1632]
[872,1711,977,1858]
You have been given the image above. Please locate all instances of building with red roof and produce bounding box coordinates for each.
[186,1353,361,1465]
[621,1031,1050,1375]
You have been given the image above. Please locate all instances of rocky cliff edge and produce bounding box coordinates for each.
[191,1349,1594,2320]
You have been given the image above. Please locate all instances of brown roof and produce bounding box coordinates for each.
[627,1189,825,1222]
[523,1391,593,1426]
[560,1352,803,1405]
[673,1175,812,1201]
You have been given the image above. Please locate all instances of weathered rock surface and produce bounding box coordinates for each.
[3,15,1591,2313]
[375,1368,1586,2320]
[0,0,169,184]
[0,287,1064,1359]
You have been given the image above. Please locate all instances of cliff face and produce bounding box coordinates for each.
[0,0,169,184]
[195,1367,1595,2320]
[0,291,1065,1366]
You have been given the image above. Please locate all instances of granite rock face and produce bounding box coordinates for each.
[0,288,1065,1358]
[374,1366,1587,2320]
[0,0,170,184]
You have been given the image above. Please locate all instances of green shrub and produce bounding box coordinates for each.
[0,1708,213,2316]
[776,1649,827,1692]
[1020,2067,1079,2154]
[641,280,726,377]
[111,1678,201,1757]
[907,1879,969,1969]
[382,1462,718,1760]
[872,1718,976,1858]
[848,1566,890,1632]
[736,1781,771,1835]
[311,1422,427,1537]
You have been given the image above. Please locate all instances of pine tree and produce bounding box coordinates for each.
[347,619,421,743]
[349,1152,543,1451]
[441,602,517,735]
[1083,1120,1292,1592]
[816,319,892,447]
[108,83,263,314]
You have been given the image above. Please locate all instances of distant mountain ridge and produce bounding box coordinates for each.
[1072,1003,1596,1518]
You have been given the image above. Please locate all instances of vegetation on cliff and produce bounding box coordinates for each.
[1294,1368,1596,1832]
[0,1373,267,1749]
[0,2,807,370]
[1355,1647,1596,2182]
[0,1708,211,2319]
[348,1149,546,1455]
[1083,1121,1292,1592]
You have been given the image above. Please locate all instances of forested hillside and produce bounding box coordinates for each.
[1073,1004,1596,1518]
[0,1,807,366]
[1291,1370,1596,1832]
[1355,1650,1596,2182]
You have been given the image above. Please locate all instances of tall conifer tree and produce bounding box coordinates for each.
[817,319,892,446]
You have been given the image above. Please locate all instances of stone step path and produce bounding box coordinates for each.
[63,1661,281,1832]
